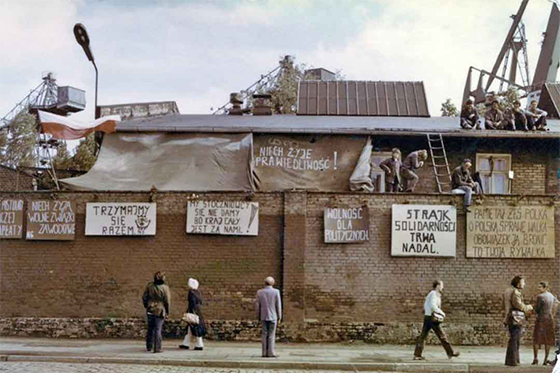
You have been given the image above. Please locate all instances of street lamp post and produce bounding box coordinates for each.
[73,23,99,119]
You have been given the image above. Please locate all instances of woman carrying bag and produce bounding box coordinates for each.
[179,278,207,350]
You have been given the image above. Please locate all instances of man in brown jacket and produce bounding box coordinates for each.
[485,101,508,130]
[400,150,427,193]
[142,271,171,353]
[504,275,533,366]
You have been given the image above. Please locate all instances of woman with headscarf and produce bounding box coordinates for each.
[179,278,207,350]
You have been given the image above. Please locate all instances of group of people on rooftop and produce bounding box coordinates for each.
[377,149,481,212]
[460,99,548,131]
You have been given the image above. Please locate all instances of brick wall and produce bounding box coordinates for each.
[304,193,560,344]
[0,165,35,191]
[0,190,558,344]
[0,191,283,320]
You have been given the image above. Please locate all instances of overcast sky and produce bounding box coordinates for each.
[0,0,556,121]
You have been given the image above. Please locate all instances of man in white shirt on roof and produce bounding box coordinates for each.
[413,280,460,361]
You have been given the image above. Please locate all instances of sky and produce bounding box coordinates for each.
[0,0,556,122]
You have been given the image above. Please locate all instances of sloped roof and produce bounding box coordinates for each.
[298,81,429,117]
[116,114,560,139]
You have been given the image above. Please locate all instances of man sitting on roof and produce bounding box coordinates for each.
[484,100,508,130]
[525,100,548,131]
[505,100,528,131]
[452,158,481,213]
[400,150,428,193]
[459,99,481,130]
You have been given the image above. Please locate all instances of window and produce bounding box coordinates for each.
[370,152,392,192]
[476,154,512,194]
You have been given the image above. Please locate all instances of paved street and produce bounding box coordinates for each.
[0,363,398,373]
[0,338,556,372]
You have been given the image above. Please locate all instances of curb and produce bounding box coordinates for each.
[0,355,553,372]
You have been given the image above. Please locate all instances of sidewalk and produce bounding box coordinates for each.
[0,337,556,372]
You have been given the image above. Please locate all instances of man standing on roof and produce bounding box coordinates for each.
[379,148,402,192]
[451,158,481,213]
[525,100,548,131]
[485,100,508,130]
[459,99,481,130]
[400,150,428,193]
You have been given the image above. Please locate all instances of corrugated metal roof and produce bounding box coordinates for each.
[297,81,430,117]
[541,83,560,118]
[116,114,560,139]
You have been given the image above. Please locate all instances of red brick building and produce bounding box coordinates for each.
[0,112,558,345]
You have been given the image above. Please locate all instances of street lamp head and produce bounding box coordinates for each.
[73,23,95,62]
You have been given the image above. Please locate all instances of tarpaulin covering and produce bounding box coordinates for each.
[253,134,366,191]
[349,136,373,192]
[60,133,256,191]
[38,110,119,140]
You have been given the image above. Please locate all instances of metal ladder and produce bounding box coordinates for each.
[426,133,452,193]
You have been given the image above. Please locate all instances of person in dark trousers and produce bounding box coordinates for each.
[400,150,428,193]
[485,100,507,130]
[179,278,207,350]
[451,158,482,213]
[414,280,460,361]
[379,148,402,192]
[525,100,548,130]
[142,271,171,353]
[532,281,557,365]
[459,99,481,130]
[256,276,282,358]
[504,275,533,366]
[507,100,529,131]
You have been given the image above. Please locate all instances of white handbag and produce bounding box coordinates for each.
[182,312,199,325]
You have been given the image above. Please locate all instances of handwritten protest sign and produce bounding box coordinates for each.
[324,206,369,243]
[186,201,259,236]
[391,205,457,257]
[0,199,23,239]
[85,203,156,236]
[467,206,555,258]
[26,200,76,240]
[253,134,364,191]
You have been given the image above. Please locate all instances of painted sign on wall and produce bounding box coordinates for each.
[85,203,156,236]
[0,199,23,239]
[466,206,555,258]
[324,206,369,243]
[26,200,76,240]
[253,134,365,191]
[186,201,259,236]
[391,204,457,257]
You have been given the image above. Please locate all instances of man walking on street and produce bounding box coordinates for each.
[142,271,171,353]
[256,276,282,358]
[414,280,460,361]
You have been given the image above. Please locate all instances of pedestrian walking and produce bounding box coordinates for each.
[142,271,171,353]
[413,280,460,360]
[255,276,282,358]
[179,278,207,350]
[532,281,557,365]
[504,275,533,367]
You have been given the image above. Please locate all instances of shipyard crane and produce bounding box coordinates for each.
[212,55,296,115]
[463,0,560,113]
[0,72,86,187]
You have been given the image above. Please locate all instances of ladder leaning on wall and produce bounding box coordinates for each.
[426,133,452,193]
